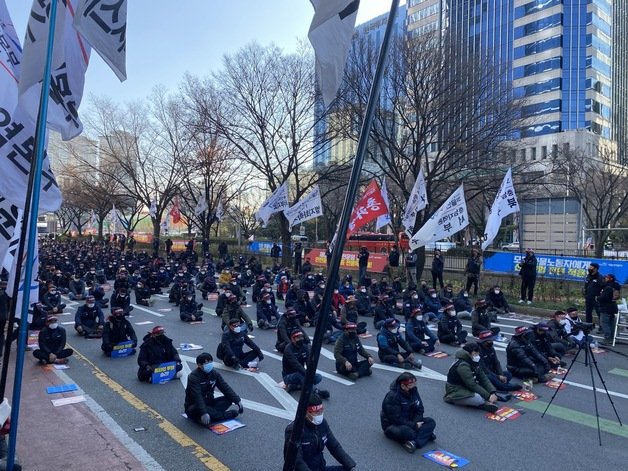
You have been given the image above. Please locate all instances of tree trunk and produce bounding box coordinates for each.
[98,221,104,240]
[152,217,161,241]
[594,230,607,258]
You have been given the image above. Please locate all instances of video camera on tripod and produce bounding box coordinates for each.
[573,321,594,335]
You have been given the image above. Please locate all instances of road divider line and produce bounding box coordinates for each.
[132,304,165,317]
[518,400,628,439]
[609,368,628,378]
[562,380,628,400]
[71,347,229,471]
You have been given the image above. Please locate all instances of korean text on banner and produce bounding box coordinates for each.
[482,168,519,250]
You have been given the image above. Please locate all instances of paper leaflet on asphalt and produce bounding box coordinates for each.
[481,167,520,250]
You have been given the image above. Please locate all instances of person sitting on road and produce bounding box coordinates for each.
[422,289,442,322]
[33,315,73,365]
[87,280,109,308]
[102,307,138,357]
[402,290,421,322]
[454,289,472,319]
[179,293,204,322]
[377,318,422,370]
[221,294,254,332]
[486,285,510,315]
[134,280,152,307]
[373,295,398,330]
[74,296,105,338]
[276,275,290,301]
[405,308,439,354]
[531,322,566,366]
[471,299,501,338]
[439,284,455,307]
[184,352,243,425]
[437,305,467,346]
[380,372,437,454]
[111,288,134,316]
[547,310,577,352]
[42,285,66,314]
[282,331,330,398]
[563,307,591,347]
[137,326,182,382]
[29,302,48,331]
[256,293,280,329]
[443,342,499,413]
[506,326,552,383]
[68,274,86,301]
[276,308,310,354]
[355,285,372,317]
[284,393,356,471]
[294,289,315,327]
[476,330,521,392]
[334,323,373,381]
[217,319,264,370]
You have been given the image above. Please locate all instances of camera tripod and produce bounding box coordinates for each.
[542,337,623,445]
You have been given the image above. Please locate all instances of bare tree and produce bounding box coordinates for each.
[228,190,262,241]
[184,43,349,265]
[336,32,528,275]
[554,147,628,257]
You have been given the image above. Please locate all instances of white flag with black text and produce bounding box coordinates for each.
[402,168,428,234]
[214,199,225,222]
[308,0,360,107]
[0,196,22,273]
[74,0,127,82]
[0,0,62,211]
[409,184,468,250]
[284,185,323,230]
[255,182,289,227]
[194,196,208,217]
[481,168,520,250]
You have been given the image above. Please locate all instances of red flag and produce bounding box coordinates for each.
[170,197,181,224]
[346,180,388,238]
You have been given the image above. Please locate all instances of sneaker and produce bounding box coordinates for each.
[413,359,422,370]
[518,299,524,304]
[347,372,359,381]
[247,360,258,369]
[315,388,330,400]
[481,402,499,413]
[526,300,532,305]
[402,440,416,453]
[285,383,300,393]
[429,433,437,442]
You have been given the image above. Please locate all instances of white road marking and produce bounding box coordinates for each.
[131,304,165,317]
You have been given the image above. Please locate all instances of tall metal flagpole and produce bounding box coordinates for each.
[6,1,59,468]
[283,1,399,469]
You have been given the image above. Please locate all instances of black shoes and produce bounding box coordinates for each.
[480,402,499,413]
[402,440,416,453]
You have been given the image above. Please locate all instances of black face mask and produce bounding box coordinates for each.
[485,341,493,348]
[347,332,357,339]
[295,339,304,347]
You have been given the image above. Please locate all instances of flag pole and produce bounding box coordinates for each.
[6,1,59,468]
[283,1,399,469]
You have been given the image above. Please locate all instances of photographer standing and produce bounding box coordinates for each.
[358,246,369,284]
[598,274,620,345]
[518,248,537,304]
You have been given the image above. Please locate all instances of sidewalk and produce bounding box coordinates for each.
[5,349,148,470]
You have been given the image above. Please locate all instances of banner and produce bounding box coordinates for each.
[149,200,157,219]
[214,199,225,222]
[89,209,97,228]
[0,197,21,270]
[308,0,360,107]
[410,184,468,250]
[7,232,38,320]
[402,168,428,234]
[284,185,323,230]
[347,180,388,238]
[484,252,628,284]
[375,177,391,230]
[19,0,91,140]
[305,248,389,273]
[0,1,62,211]
[74,0,128,82]
[170,197,181,224]
[194,196,208,216]
[255,182,289,227]
[482,168,519,250]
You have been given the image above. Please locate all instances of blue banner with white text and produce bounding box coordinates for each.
[484,252,628,284]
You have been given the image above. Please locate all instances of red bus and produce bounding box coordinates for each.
[345,232,410,253]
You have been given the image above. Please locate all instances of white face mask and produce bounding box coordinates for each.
[559,319,567,325]
[412,295,418,299]
[309,414,324,425]
[266,300,272,304]
[360,289,366,293]
[463,293,469,297]
[233,326,242,333]
[87,303,95,308]
[49,323,58,329]
[448,310,456,317]
[416,315,423,321]
[431,294,437,298]
[472,355,481,363]
[494,289,500,294]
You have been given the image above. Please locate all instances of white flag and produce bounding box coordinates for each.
[160,214,169,233]
[19,0,91,140]
[74,0,127,82]
[0,196,22,273]
[284,185,323,230]
[194,196,208,216]
[89,209,97,228]
[149,200,157,219]
[110,203,119,233]
[481,168,520,250]
[308,0,360,107]
[255,182,289,227]
[409,184,468,250]
[402,168,428,234]
[7,231,38,321]
[0,1,62,211]
[214,199,225,222]
[375,177,391,230]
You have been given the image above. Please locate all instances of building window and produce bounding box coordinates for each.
[552,144,558,158]
[520,148,526,161]
[531,148,537,160]
[541,146,547,159]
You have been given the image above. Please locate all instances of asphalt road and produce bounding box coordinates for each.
[46,285,628,471]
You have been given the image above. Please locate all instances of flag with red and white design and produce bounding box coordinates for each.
[346,179,388,238]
